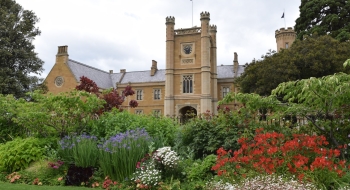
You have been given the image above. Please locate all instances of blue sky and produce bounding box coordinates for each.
[15,0,300,78]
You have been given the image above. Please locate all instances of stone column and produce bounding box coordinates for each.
[209,25,218,115]
[164,16,175,116]
[200,12,212,114]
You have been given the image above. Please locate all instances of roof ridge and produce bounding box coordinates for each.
[68,59,109,74]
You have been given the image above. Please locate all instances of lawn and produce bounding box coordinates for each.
[0,182,89,190]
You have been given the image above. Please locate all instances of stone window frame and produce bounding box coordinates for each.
[285,42,289,49]
[54,76,64,87]
[182,74,194,94]
[222,86,230,98]
[136,89,143,100]
[135,110,143,115]
[152,109,161,117]
[153,88,161,100]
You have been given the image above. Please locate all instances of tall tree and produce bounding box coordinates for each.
[295,0,350,42]
[236,35,350,96]
[0,0,44,98]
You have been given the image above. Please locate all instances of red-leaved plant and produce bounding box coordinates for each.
[76,76,137,114]
[212,128,348,188]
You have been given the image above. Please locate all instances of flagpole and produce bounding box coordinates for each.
[284,9,286,28]
[192,0,193,27]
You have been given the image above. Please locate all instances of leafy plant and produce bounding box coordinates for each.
[184,154,216,181]
[58,133,99,167]
[89,109,178,146]
[0,137,47,172]
[99,128,151,181]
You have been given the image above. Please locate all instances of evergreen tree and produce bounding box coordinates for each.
[236,35,350,96]
[295,0,350,42]
[0,0,45,98]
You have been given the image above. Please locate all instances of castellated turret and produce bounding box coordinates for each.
[275,27,296,52]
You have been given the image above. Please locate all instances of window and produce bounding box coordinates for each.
[183,75,193,93]
[136,90,143,100]
[153,110,161,117]
[285,43,289,49]
[154,89,161,100]
[223,87,230,98]
[135,110,143,115]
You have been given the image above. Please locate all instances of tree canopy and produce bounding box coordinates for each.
[236,35,350,96]
[295,0,350,42]
[0,0,45,98]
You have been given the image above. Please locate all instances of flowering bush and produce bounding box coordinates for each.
[132,159,162,189]
[153,147,179,169]
[58,133,99,167]
[212,128,349,189]
[206,175,317,190]
[99,128,151,181]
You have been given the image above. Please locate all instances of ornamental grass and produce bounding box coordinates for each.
[99,128,151,181]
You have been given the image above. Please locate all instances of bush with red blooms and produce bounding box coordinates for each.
[212,128,349,189]
[76,76,137,114]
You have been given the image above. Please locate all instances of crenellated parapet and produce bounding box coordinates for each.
[174,27,201,35]
[200,11,210,20]
[275,27,296,37]
[209,25,217,32]
[165,16,175,24]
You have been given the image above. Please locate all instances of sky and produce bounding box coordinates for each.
[15,0,301,78]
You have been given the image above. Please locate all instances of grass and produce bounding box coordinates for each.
[0,182,90,190]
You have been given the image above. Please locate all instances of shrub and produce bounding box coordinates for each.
[0,137,47,172]
[89,109,178,146]
[184,154,216,181]
[181,112,245,159]
[212,128,349,189]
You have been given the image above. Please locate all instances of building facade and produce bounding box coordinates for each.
[45,12,293,117]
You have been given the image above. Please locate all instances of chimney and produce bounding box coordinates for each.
[109,70,113,74]
[233,52,239,75]
[151,60,158,76]
[120,69,126,73]
[57,45,68,55]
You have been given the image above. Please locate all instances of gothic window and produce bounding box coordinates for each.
[154,89,161,100]
[183,75,193,93]
[285,43,289,49]
[223,87,230,98]
[136,90,143,100]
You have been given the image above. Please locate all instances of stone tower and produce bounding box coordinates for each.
[164,12,217,116]
[275,27,296,52]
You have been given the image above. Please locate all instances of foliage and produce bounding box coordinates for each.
[0,137,47,172]
[295,0,350,42]
[89,109,178,146]
[99,128,151,181]
[184,154,216,181]
[58,134,99,167]
[272,73,350,154]
[0,94,24,143]
[76,76,137,114]
[0,0,46,98]
[212,128,349,189]
[236,35,350,95]
[13,90,104,138]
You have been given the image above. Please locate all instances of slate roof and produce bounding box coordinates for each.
[66,60,244,88]
[67,59,113,89]
[120,70,166,84]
